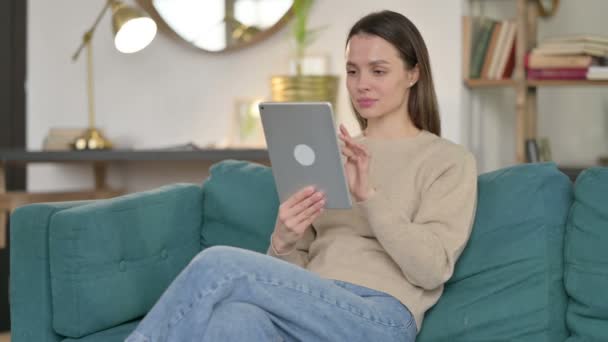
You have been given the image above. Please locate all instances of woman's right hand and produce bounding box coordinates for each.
[271,186,326,254]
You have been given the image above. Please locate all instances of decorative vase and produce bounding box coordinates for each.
[270,75,339,112]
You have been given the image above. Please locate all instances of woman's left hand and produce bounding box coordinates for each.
[338,124,375,202]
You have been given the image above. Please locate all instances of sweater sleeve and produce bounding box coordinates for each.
[359,152,477,290]
[267,225,316,268]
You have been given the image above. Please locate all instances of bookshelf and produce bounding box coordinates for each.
[464,0,608,164]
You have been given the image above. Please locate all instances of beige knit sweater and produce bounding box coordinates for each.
[268,130,478,332]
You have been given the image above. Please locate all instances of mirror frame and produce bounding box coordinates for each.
[135,0,294,53]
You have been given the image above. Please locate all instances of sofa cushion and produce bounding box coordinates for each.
[201,160,278,253]
[565,167,608,341]
[49,184,203,338]
[418,163,572,341]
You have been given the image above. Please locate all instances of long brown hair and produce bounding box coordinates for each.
[346,10,441,136]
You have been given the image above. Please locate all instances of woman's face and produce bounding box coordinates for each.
[345,34,415,125]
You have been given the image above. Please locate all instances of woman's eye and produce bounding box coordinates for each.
[373,70,386,75]
[346,70,356,75]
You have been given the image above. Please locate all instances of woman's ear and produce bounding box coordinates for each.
[408,64,420,87]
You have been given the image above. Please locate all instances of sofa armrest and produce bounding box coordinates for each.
[47,183,204,338]
[10,201,94,342]
[10,183,204,341]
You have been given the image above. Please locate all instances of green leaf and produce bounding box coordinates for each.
[291,0,315,54]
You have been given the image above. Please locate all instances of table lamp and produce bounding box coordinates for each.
[71,0,157,150]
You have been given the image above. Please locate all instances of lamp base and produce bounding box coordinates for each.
[72,128,113,150]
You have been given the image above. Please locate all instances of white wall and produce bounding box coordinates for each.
[467,0,608,172]
[27,0,465,191]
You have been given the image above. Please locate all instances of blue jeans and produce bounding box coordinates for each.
[125,246,416,342]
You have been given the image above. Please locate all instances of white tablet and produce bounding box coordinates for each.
[259,102,352,209]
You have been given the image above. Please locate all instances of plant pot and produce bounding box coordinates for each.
[270,75,339,111]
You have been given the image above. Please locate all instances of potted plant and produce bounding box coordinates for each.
[270,0,339,111]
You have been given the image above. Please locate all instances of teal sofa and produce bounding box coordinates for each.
[9,160,608,341]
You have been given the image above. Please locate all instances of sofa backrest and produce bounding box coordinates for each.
[418,162,573,341]
[565,167,608,341]
[202,160,575,341]
[200,160,278,253]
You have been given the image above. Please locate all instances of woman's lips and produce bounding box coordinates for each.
[357,99,376,108]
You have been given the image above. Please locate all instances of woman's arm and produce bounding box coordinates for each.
[359,153,477,290]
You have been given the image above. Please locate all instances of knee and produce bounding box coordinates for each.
[189,245,256,272]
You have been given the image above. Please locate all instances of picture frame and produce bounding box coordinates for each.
[229,98,267,148]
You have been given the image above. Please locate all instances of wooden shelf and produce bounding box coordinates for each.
[0,149,269,163]
[465,79,516,88]
[527,79,608,87]
[466,79,608,88]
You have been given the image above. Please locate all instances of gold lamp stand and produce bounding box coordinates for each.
[70,0,157,150]
[73,30,113,150]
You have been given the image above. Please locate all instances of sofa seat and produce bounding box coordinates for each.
[62,321,139,342]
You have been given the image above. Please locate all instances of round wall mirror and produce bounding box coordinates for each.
[136,0,294,53]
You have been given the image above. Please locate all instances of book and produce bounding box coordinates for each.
[469,18,496,79]
[527,68,588,80]
[493,21,516,79]
[481,21,503,79]
[488,20,511,79]
[527,53,594,69]
[43,128,86,151]
[500,43,516,79]
[587,66,608,80]
[532,42,607,57]
[525,139,540,163]
[543,34,608,46]
[462,16,472,80]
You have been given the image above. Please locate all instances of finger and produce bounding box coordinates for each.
[339,129,355,145]
[341,136,368,157]
[342,151,358,162]
[283,186,316,209]
[340,124,352,138]
[356,156,368,173]
[301,203,325,230]
[291,197,326,227]
[339,132,359,148]
[301,206,325,228]
[352,143,369,157]
[341,146,357,159]
[286,191,324,219]
[340,136,358,151]
[338,133,353,149]
[342,140,367,160]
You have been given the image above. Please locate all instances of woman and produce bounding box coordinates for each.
[126,10,476,342]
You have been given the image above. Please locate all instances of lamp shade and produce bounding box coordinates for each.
[111,1,157,53]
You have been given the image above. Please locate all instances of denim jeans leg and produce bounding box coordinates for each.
[202,302,284,341]
[125,245,416,342]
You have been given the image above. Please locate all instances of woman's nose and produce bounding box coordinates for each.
[356,74,371,92]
